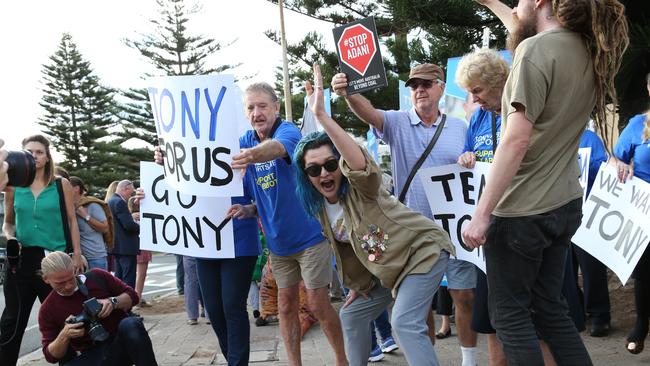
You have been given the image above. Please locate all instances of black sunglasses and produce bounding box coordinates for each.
[408,79,434,90]
[304,159,339,177]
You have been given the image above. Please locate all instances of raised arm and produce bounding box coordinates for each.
[330,73,385,133]
[475,0,515,33]
[310,64,366,171]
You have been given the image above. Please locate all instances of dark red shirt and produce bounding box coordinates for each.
[38,269,139,363]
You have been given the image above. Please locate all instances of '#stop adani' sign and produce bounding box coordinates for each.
[333,17,388,95]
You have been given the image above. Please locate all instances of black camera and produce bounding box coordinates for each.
[66,297,110,342]
[6,150,36,187]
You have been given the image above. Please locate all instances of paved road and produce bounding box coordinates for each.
[0,253,179,358]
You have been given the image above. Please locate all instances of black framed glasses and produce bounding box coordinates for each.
[304,159,339,177]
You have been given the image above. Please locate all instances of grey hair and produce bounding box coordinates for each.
[117,180,133,190]
[245,82,279,103]
[41,251,73,277]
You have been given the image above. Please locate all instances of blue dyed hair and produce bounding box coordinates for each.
[293,131,349,218]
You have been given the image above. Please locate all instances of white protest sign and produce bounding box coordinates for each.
[139,162,235,258]
[147,74,242,197]
[573,163,650,285]
[578,147,591,202]
[420,162,491,273]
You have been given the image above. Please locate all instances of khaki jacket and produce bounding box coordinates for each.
[319,148,455,297]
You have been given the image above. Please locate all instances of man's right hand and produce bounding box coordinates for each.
[331,73,349,97]
[154,146,164,166]
[62,316,85,340]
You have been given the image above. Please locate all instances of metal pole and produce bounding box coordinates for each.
[279,0,293,121]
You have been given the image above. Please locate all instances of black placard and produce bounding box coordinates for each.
[332,16,388,95]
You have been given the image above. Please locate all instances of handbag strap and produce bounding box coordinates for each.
[398,114,447,203]
[491,112,498,156]
[55,178,74,254]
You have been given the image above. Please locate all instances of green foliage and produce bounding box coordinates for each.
[124,0,236,76]
[38,33,128,193]
[266,0,510,136]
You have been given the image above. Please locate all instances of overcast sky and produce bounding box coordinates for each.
[0,0,335,151]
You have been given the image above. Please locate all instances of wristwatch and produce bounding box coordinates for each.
[84,215,91,222]
[109,296,119,308]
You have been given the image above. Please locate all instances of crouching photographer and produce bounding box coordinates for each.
[38,251,157,365]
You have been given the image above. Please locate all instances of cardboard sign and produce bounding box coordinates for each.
[147,74,242,197]
[420,162,492,273]
[573,163,650,285]
[139,162,235,258]
[333,17,387,94]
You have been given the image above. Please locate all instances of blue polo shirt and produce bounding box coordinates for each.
[614,114,650,183]
[240,120,325,256]
[375,108,467,219]
[464,108,501,163]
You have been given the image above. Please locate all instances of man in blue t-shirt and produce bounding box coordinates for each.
[232,82,347,366]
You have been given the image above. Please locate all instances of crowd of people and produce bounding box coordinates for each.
[0,0,646,365]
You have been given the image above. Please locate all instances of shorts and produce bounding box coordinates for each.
[270,240,332,289]
[445,258,477,290]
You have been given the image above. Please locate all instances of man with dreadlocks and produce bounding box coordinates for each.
[464,0,629,365]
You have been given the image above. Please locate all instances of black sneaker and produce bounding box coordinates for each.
[253,310,261,318]
[255,317,268,326]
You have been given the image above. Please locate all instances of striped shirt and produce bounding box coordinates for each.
[375,108,467,219]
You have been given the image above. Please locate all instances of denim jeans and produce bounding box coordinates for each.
[62,317,157,366]
[196,256,257,366]
[339,284,393,366]
[87,257,108,271]
[391,250,448,366]
[485,199,592,366]
[183,256,202,320]
[370,309,393,349]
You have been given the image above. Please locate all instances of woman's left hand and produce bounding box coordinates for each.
[616,160,634,183]
[305,64,326,117]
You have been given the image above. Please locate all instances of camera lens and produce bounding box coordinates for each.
[6,151,36,187]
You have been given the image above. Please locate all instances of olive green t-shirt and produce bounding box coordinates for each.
[495,28,595,217]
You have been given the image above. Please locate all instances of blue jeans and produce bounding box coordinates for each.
[87,257,108,271]
[339,284,393,366]
[62,317,156,366]
[196,256,256,366]
[485,199,592,366]
[183,256,202,320]
[370,309,392,349]
[391,251,448,366]
[113,254,136,289]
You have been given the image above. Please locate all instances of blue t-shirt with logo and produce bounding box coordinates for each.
[240,121,325,256]
[463,108,501,163]
[615,114,650,183]
[580,130,608,195]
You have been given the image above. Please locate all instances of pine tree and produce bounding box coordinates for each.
[118,0,237,153]
[39,33,125,193]
[124,0,235,76]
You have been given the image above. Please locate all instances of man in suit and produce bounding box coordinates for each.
[108,180,139,288]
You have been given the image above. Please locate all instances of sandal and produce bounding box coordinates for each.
[626,340,644,355]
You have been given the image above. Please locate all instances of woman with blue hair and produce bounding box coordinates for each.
[293,64,454,366]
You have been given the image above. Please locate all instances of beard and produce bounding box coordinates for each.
[507,13,538,54]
